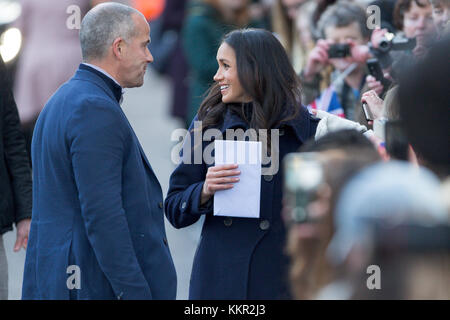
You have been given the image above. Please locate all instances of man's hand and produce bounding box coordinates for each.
[14,218,31,252]
[303,39,331,79]
[348,40,371,63]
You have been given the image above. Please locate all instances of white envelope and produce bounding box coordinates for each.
[214,140,262,218]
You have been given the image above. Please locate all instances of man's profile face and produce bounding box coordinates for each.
[119,14,153,88]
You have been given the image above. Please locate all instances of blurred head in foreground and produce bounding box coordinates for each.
[326,161,449,299]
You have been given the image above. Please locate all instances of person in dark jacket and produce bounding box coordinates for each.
[0,54,32,300]
[22,3,176,300]
[165,28,319,299]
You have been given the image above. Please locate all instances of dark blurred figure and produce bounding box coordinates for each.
[285,129,380,299]
[398,36,450,180]
[0,53,32,300]
[162,0,189,121]
[249,0,273,30]
[150,0,190,121]
[369,0,398,33]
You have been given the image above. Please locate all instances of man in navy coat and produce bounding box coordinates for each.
[22,3,177,299]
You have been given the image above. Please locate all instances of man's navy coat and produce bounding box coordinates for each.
[22,65,177,300]
[165,105,318,299]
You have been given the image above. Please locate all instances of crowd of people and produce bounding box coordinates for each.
[0,0,448,300]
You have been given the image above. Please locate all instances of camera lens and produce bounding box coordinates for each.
[379,39,390,52]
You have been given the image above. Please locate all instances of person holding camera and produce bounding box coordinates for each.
[300,2,371,125]
[366,0,437,94]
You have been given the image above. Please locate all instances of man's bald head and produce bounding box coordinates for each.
[79,2,145,62]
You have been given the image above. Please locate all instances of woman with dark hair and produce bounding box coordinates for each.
[165,28,319,299]
[182,0,263,127]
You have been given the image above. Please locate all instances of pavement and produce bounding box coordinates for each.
[4,67,203,300]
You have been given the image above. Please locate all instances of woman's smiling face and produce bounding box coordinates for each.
[213,42,252,104]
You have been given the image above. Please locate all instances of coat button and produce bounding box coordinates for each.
[158,202,163,209]
[163,237,168,246]
[224,217,233,227]
[181,202,187,210]
[259,220,270,231]
[263,175,273,182]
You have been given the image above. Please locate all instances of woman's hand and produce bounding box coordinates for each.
[361,90,384,125]
[366,75,384,96]
[201,164,240,205]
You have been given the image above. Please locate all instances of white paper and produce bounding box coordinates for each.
[213,140,261,218]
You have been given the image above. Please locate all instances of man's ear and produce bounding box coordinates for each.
[112,37,124,59]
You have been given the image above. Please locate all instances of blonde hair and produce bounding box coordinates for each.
[271,0,311,73]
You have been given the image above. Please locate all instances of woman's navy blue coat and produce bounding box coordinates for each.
[165,106,319,299]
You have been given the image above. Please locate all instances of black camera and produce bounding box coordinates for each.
[327,44,351,58]
[378,33,417,53]
[366,58,392,89]
[369,33,418,69]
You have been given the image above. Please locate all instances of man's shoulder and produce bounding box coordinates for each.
[51,76,114,105]
[41,78,119,128]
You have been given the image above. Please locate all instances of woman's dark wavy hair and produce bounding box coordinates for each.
[196,28,302,135]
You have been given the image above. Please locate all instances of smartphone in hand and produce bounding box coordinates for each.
[366,58,392,88]
[362,102,375,121]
